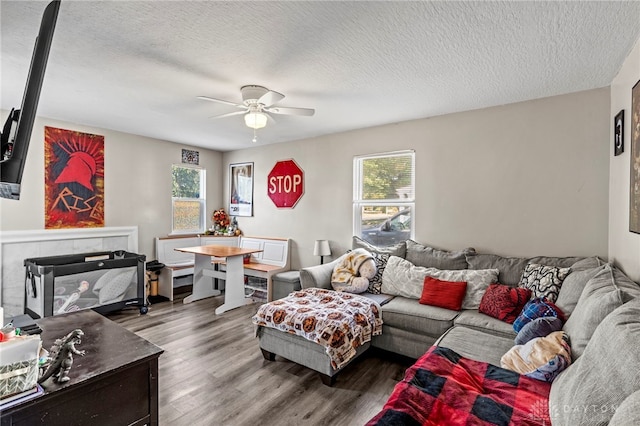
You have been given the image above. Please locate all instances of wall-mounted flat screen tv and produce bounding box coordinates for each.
[0,1,60,200]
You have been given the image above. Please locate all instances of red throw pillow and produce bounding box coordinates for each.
[419,277,467,311]
[479,283,532,324]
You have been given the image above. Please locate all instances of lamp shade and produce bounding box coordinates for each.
[244,112,267,129]
[313,240,331,257]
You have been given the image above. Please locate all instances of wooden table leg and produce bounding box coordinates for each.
[184,253,221,304]
[215,254,252,314]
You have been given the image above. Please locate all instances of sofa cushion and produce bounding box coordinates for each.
[528,255,585,268]
[518,263,571,303]
[550,298,640,425]
[381,256,498,309]
[501,331,571,382]
[515,316,563,345]
[478,284,531,324]
[554,264,606,317]
[453,310,517,339]
[513,298,565,333]
[381,296,458,338]
[419,277,467,311]
[466,253,586,287]
[352,236,406,258]
[567,256,604,271]
[609,390,640,426]
[562,264,636,359]
[465,253,528,286]
[372,326,438,359]
[405,239,474,270]
[357,292,395,306]
[436,326,515,366]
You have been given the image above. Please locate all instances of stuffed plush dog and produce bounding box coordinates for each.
[331,248,377,293]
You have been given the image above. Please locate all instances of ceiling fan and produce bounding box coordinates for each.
[197,85,315,142]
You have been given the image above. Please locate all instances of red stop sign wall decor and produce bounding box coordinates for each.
[268,159,304,208]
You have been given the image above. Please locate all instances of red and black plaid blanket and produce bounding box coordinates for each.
[366,346,551,426]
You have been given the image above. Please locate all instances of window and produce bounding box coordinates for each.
[171,164,205,234]
[354,151,415,247]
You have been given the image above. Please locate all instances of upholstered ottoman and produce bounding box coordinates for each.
[257,326,370,385]
[253,288,382,386]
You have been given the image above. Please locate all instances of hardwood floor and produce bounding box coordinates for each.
[107,294,412,425]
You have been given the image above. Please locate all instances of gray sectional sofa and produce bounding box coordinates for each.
[297,237,640,425]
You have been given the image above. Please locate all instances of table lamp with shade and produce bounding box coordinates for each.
[313,240,331,264]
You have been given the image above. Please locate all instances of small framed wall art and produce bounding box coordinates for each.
[229,162,254,216]
[630,79,640,234]
[182,149,199,165]
[614,109,624,156]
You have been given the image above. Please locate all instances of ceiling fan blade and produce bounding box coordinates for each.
[264,106,315,116]
[258,90,285,107]
[209,110,247,120]
[197,96,244,108]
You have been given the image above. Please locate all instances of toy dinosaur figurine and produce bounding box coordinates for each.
[39,329,85,384]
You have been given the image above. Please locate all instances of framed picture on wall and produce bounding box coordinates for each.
[229,162,254,217]
[630,80,640,234]
[614,110,624,156]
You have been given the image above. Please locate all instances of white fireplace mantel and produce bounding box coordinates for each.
[0,227,138,249]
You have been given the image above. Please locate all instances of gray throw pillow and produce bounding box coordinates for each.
[562,264,632,359]
[466,253,529,286]
[568,256,604,271]
[555,265,606,316]
[405,239,474,270]
[528,255,585,268]
[352,236,406,258]
[466,253,591,287]
[549,298,640,425]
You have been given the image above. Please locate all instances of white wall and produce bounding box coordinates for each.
[609,37,640,282]
[224,88,610,270]
[0,86,614,276]
[0,114,224,260]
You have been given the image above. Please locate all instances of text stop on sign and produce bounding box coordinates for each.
[267,159,304,208]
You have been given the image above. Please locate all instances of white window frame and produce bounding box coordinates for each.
[353,150,416,243]
[171,164,206,235]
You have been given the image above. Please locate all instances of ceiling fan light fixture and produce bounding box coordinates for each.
[244,112,267,129]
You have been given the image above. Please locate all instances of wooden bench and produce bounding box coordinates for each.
[155,235,289,302]
[224,236,290,301]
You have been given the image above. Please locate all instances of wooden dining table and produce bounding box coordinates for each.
[175,244,262,314]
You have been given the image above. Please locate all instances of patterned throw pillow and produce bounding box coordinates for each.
[513,297,566,333]
[367,252,390,294]
[519,263,571,302]
[479,284,532,324]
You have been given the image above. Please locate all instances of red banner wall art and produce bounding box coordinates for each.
[45,126,105,229]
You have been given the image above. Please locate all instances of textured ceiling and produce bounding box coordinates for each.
[2,1,639,152]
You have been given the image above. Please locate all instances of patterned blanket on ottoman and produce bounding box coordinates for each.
[252,288,383,369]
[367,346,551,426]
